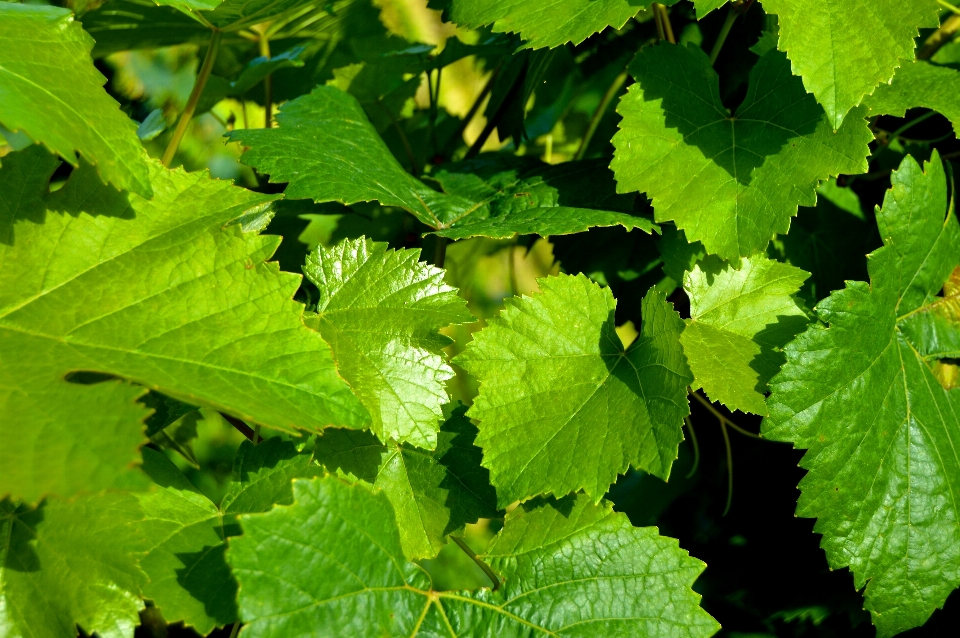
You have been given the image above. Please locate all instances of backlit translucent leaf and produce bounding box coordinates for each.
[440,0,675,49]
[455,274,691,506]
[681,256,809,415]
[764,152,960,636]
[0,493,147,638]
[0,148,365,502]
[864,61,960,136]
[430,157,655,240]
[611,44,870,260]
[0,4,152,197]
[303,238,473,448]
[761,0,940,128]
[227,475,719,637]
[315,406,499,559]
[137,439,321,633]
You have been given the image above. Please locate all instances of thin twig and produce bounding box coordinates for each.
[443,62,501,158]
[451,536,500,590]
[228,621,241,638]
[652,4,666,41]
[658,3,676,43]
[683,415,700,478]
[574,70,628,160]
[163,29,223,166]
[709,7,739,65]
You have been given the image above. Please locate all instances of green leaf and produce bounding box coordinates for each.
[230,86,466,229]
[315,406,499,559]
[137,439,321,633]
[204,0,306,30]
[612,44,871,260]
[0,492,148,638]
[441,0,674,49]
[760,0,940,129]
[429,158,656,240]
[455,274,691,506]
[0,148,365,502]
[658,225,706,284]
[227,475,719,637]
[764,152,960,636]
[864,60,960,136]
[692,0,730,17]
[681,256,809,415]
[0,4,152,197]
[303,238,472,448]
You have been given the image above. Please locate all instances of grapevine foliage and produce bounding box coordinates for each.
[1,1,959,637]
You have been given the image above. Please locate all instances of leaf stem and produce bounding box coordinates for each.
[658,4,676,44]
[938,0,960,15]
[574,70,628,160]
[709,0,754,66]
[451,536,500,590]
[683,415,701,478]
[220,412,256,441]
[228,621,241,638]
[918,13,960,59]
[443,62,501,158]
[652,4,666,41]
[162,29,223,167]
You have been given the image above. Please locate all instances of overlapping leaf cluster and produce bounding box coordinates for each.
[3,0,960,637]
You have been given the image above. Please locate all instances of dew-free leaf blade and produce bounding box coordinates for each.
[0,3,152,197]
[455,274,691,505]
[864,60,960,136]
[611,44,871,260]
[0,149,365,502]
[227,475,719,637]
[764,152,960,636]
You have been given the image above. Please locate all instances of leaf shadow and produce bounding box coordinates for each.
[633,45,820,185]
[437,406,500,536]
[2,500,44,573]
[749,314,811,394]
[173,542,238,626]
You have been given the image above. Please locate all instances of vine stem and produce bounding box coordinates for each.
[918,13,960,59]
[652,4,666,41]
[689,389,763,439]
[574,70,628,160]
[220,413,256,441]
[434,237,448,268]
[658,4,675,44]
[451,536,500,590]
[259,30,273,128]
[443,62,501,158]
[465,60,528,160]
[162,29,223,167]
[228,621,240,638]
[709,0,754,66]
[719,420,734,516]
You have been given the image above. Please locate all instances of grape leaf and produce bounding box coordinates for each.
[764,152,960,636]
[303,238,473,449]
[154,0,223,10]
[612,44,871,261]
[454,274,692,506]
[314,406,499,559]
[229,86,468,229]
[760,0,940,129]
[137,439,321,634]
[658,226,706,284]
[864,61,960,136]
[0,493,148,638]
[0,4,152,197]
[429,157,656,240]
[681,256,809,415]
[0,148,365,503]
[227,475,719,637]
[440,0,677,49]
[692,0,729,17]
[204,0,306,30]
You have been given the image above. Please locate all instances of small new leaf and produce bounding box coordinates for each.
[227,475,719,637]
[612,44,870,260]
[455,274,692,506]
[303,238,473,449]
